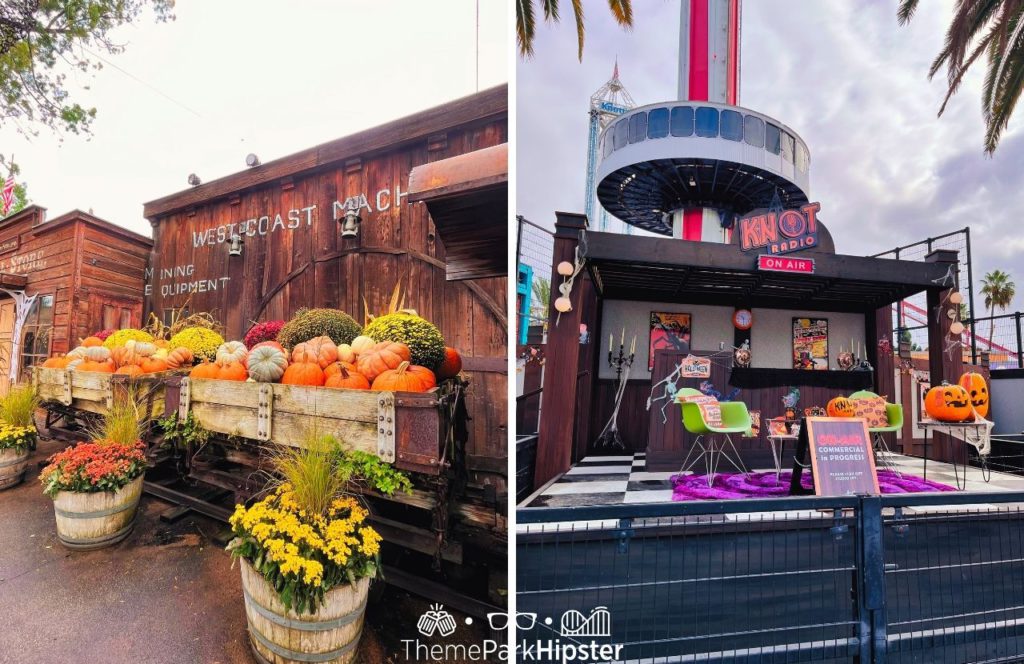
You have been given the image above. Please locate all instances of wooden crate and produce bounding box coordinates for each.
[171,377,456,475]
[33,367,170,417]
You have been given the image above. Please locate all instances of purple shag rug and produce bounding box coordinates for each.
[670,470,955,501]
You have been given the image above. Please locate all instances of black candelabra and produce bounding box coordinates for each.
[596,337,636,449]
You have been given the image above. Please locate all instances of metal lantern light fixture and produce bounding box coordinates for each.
[245,153,261,168]
[340,209,361,238]
[187,173,202,187]
[228,234,244,257]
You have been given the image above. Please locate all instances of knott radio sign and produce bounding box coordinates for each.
[739,202,821,256]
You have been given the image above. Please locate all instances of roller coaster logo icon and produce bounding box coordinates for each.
[559,606,611,638]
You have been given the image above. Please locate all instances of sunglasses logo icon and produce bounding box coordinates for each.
[486,612,537,631]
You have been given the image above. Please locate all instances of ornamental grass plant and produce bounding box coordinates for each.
[0,384,39,428]
[88,395,144,447]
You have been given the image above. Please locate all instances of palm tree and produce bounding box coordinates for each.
[531,276,550,323]
[517,0,633,61]
[981,269,1016,349]
[898,1,1024,154]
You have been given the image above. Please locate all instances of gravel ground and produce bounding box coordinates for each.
[0,437,493,664]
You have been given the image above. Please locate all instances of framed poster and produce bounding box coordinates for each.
[793,317,828,370]
[649,311,691,370]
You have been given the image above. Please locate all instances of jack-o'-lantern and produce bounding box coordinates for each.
[924,382,973,422]
[826,396,855,418]
[957,372,989,418]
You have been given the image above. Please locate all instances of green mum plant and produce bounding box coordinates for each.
[363,313,445,370]
[169,327,225,362]
[277,309,361,350]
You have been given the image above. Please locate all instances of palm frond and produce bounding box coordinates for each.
[607,0,634,28]
[897,0,921,25]
[571,0,585,61]
[517,0,537,57]
[985,44,1024,153]
[937,24,998,115]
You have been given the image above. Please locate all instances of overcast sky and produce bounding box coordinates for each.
[1,0,506,235]
[518,0,1024,313]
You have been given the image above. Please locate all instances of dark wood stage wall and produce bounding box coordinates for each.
[143,86,508,492]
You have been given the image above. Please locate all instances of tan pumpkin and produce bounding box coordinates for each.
[356,342,411,382]
[325,364,370,390]
[247,345,288,383]
[281,361,325,386]
[216,341,249,366]
[189,362,220,380]
[371,361,436,393]
[291,336,338,369]
[336,343,356,364]
[350,335,377,356]
[166,347,194,369]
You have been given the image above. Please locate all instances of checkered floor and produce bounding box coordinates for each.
[520,451,1024,509]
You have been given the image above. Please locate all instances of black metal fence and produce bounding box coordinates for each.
[517,492,1024,662]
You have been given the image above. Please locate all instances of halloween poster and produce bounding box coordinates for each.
[793,317,828,370]
[649,312,691,370]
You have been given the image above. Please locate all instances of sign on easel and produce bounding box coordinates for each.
[790,417,879,496]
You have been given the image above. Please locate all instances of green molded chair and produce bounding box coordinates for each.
[850,390,904,476]
[675,387,752,486]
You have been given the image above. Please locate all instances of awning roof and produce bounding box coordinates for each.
[408,143,507,281]
[583,230,951,313]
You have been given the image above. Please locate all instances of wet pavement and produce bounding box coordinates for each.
[0,437,493,664]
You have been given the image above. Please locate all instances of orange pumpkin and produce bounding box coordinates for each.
[81,336,104,348]
[110,346,132,367]
[357,342,412,382]
[140,357,169,374]
[166,347,195,370]
[371,361,436,393]
[42,357,70,369]
[189,362,220,380]
[154,339,170,349]
[215,361,248,381]
[958,372,989,418]
[924,382,973,422]
[826,396,855,418]
[281,361,325,386]
[325,364,371,390]
[79,359,115,373]
[115,365,145,377]
[324,360,359,378]
[292,336,338,369]
[437,347,462,379]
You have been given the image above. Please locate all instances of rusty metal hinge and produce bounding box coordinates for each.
[178,377,191,419]
[377,392,396,463]
[256,384,273,441]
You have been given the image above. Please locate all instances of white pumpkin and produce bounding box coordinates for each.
[336,343,356,364]
[125,340,157,357]
[350,335,376,356]
[216,341,248,366]
[82,346,112,362]
[245,345,288,383]
[66,346,88,360]
[66,358,83,371]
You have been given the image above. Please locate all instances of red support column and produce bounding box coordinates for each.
[533,213,591,488]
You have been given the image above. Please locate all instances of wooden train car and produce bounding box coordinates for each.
[139,85,509,607]
[0,207,151,392]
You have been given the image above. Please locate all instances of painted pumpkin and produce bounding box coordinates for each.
[115,365,145,377]
[826,396,855,418]
[350,335,377,356]
[81,336,104,348]
[281,361,326,386]
[215,361,248,381]
[216,341,249,366]
[371,361,436,393]
[291,336,338,369]
[189,362,220,380]
[166,347,195,370]
[958,372,989,418]
[140,358,169,374]
[356,341,412,382]
[924,382,973,422]
[79,359,115,373]
[247,345,288,383]
[437,347,462,379]
[325,364,371,390]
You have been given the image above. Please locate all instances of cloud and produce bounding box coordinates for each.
[517,0,1024,313]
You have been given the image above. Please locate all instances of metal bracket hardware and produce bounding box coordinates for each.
[60,369,73,406]
[890,507,909,536]
[377,392,396,463]
[256,384,273,441]
[178,377,191,419]
[616,518,635,554]
[831,508,849,539]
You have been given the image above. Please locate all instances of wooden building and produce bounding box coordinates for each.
[0,206,151,392]
[141,86,509,570]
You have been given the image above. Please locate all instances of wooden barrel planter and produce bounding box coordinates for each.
[240,558,369,664]
[52,475,144,550]
[0,447,30,490]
